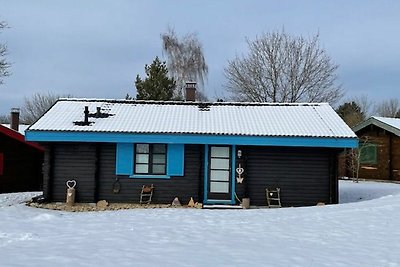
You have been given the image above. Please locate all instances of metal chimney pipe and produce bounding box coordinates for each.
[84,106,89,124]
[10,108,20,132]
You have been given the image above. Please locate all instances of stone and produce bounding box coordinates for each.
[171,197,181,206]
[97,200,109,209]
[187,197,195,207]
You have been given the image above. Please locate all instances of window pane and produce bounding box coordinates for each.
[153,154,166,164]
[210,170,229,181]
[153,144,166,153]
[152,164,165,174]
[136,154,149,164]
[210,181,229,193]
[211,158,230,170]
[211,147,229,158]
[135,164,149,174]
[360,145,377,164]
[136,144,149,153]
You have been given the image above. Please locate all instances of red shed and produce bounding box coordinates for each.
[0,109,44,193]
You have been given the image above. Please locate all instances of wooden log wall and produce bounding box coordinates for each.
[357,126,400,181]
[240,146,337,207]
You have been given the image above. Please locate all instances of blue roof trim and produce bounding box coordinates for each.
[25,131,358,148]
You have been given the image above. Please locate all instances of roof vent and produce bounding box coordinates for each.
[74,106,93,126]
[74,106,114,126]
[198,103,210,111]
[88,107,113,118]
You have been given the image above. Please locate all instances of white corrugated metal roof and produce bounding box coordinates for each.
[27,99,356,138]
[373,117,400,130]
[353,116,400,136]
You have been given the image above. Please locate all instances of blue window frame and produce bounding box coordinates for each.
[116,143,184,178]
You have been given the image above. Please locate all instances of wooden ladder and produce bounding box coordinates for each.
[140,184,154,204]
[266,187,282,208]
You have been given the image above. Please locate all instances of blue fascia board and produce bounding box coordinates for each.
[26,131,358,148]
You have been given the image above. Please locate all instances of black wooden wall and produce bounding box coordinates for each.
[43,142,339,207]
[45,143,202,204]
[240,146,338,207]
[0,133,43,193]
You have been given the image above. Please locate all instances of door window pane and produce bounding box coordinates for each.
[210,170,229,181]
[211,147,229,158]
[211,158,230,170]
[210,181,229,193]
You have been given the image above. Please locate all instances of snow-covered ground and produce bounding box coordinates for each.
[1,180,400,267]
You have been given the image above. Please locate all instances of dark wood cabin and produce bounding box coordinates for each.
[0,124,44,193]
[349,117,400,181]
[26,95,357,207]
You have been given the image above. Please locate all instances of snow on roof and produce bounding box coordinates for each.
[353,116,400,136]
[28,99,356,138]
[1,124,30,135]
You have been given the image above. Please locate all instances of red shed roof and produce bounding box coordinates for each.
[0,124,44,151]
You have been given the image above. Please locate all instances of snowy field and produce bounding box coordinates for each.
[1,181,400,267]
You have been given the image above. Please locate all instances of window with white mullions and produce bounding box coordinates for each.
[135,144,167,175]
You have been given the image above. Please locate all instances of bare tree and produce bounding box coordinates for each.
[0,114,10,123]
[0,19,11,85]
[21,92,73,124]
[374,98,400,117]
[345,137,371,183]
[161,28,208,99]
[224,30,343,104]
[351,95,374,119]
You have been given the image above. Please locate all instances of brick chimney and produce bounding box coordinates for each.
[10,108,20,132]
[185,82,196,101]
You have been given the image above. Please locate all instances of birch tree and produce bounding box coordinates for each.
[161,29,208,99]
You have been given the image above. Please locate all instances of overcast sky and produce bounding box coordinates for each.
[1,1,399,115]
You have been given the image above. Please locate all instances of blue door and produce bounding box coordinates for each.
[206,146,232,203]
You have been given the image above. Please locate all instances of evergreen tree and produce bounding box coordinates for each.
[135,57,176,100]
[336,101,365,127]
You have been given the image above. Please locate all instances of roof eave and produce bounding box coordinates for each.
[353,117,400,137]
